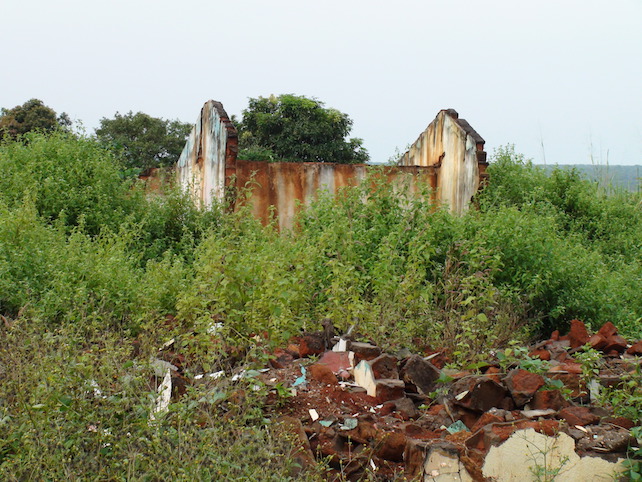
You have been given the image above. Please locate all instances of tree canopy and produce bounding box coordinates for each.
[95,111,192,171]
[0,99,71,139]
[236,94,369,164]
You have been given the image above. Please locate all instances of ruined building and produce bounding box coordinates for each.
[177,101,488,228]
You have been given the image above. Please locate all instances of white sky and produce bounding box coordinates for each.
[2,0,641,165]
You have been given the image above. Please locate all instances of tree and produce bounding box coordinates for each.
[237,94,369,164]
[95,111,192,171]
[0,99,71,139]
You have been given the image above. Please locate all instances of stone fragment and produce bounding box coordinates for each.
[504,369,546,407]
[400,354,441,395]
[588,333,608,350]
[603,335,628,353]
[353,360,377,397]
[375,379,406,403]
[349,341,381,361]
[277,416,316,475]
[451,376,507,412]
[369,353,399,379]
[531,389,570,411]
[269,348,294,369]
[308,363,338,385]
[484,366,503,383]
[597,321,618,339]
[423,443,473,482]
[317,350,352,373]
[298,334,325,358]
[470,411,505,433]
[558,406,600,426]
[381,397,418,420]
[626,340,642,355]
[601,416,635,430]
[343,420,377,444]
[568,319,590,348]
[529,348,551,361]
[375,431,406,462]
[403,439,428,479]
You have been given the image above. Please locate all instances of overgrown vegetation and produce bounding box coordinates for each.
[0,133,640,478]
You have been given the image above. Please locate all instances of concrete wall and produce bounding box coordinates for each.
[177,101,487,228]
[399,109,488,213]
[229,160,436,230]
[177,100,237,208]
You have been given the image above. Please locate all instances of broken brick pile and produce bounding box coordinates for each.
[258,320,641,480]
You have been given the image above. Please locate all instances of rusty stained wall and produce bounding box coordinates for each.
[177,101,487,229]
[399,109,488,213]
[229,160,436,230]
[177,100,238,208]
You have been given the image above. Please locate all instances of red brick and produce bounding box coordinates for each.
[369,354,399,379]
[269,348,294,369]
[484,366,503,384]
[604,335,628,353]
[531,390,570,411]
[471,412,505,433]
[308,363,338,385]
[298,334,325,358]
[598,321,618,339]
[558,406,600,426]
[504,369,546,407]
[551,330,560,341]
[317,351,351,373]
[376,432,407,462]
[529,348,551,361]
[568,319,590,348]
[375,379,406,403]
[451,376,508,413]
[626,340,642,356]
[400,355,441,395]
[588,333,608,351]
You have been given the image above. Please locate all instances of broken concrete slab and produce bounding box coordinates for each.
[423,443,473,481]
[400,354,441,395]
[482,428,624,481]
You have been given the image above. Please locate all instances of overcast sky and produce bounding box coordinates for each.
[3,0,641,165]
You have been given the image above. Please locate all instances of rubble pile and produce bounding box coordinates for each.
[156,319,642,480]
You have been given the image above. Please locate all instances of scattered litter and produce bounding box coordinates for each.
[455,390,469,401]
[446,420,469,434]
[575,425,589,433]
[150,369,172,421]
[319,420,333,427]
[292,366,307,387]
[258,368,270,373]
[588,379,600,402]
[521,409,557,418]
[332,338,347,352]
[309,409,319,421]
[87,380,106,399]
[194,370,225,381]
[207,322,223,335]
[370,459,377,471]
[151,358,177,377]
[232,369,261,382]
[160,338,175,350]
[424,352,440,361]
[339,418,358,430]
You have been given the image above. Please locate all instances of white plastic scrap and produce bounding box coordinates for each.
[150,369,172,421]
[309,409,319,421]
[332,338,348,352]
[194,370,225,381]
[151,358,178,377]
[207,322,223,335]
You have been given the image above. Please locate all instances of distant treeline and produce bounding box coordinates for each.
[537,164,642,192]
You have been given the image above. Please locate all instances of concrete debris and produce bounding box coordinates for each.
[146,318,640,479]
[150,368,172,421]
[482,429,624,481]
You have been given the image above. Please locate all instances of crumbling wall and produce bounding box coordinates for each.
[229,160,436,230]
[177,101,487,228]
[399,109,488,213]
[177,100,237,208]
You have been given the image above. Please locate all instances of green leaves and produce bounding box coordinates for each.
[237,94,369,164]
[95,111,191,170]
